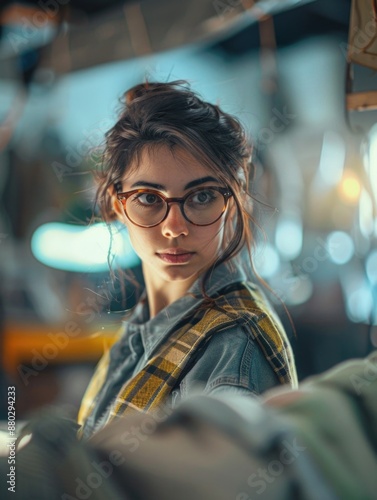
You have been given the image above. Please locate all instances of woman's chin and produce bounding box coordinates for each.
[162,267,198,283]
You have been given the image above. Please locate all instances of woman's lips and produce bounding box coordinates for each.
[157,252,195,264]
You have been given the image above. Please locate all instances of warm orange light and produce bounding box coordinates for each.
[339,173,361,202]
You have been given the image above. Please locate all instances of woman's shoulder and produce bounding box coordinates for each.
[207,280,284,336]
[178,323,278,399]
[219,279,276,312]
[177,280,297,398]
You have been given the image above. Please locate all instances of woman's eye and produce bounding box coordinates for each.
[137,193,161,205]
[191,190,216,204]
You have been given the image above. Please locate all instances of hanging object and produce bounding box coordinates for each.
[0,0,316,74]
[346,0,377,111]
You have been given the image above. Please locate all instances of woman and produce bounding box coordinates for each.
[77,80,297,440]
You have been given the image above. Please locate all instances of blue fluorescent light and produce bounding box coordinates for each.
[31,222,139,273]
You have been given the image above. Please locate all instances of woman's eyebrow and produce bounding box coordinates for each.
[184,176,220,190]
[130,180,165,190]
[130,176,220,191]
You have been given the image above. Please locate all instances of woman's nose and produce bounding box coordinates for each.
[161,203,189,237]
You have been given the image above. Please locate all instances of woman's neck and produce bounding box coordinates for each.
[142,267,198,318]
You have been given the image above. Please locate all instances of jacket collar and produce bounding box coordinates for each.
[123,257,248,359]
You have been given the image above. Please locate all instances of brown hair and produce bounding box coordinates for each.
[95,80,258,304]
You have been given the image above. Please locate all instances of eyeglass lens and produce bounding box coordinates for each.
[126,188,226,226]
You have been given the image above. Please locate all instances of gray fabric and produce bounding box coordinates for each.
[5,352,377,500]
[89,352,377,500]
[3,412,127,500]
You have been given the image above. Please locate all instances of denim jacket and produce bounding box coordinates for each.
[78,257,297,440]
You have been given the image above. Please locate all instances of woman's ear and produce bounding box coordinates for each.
[107,185,125,221]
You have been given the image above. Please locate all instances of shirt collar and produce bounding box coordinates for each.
[124,256,247,359]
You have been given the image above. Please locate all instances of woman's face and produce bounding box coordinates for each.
[113,144,234,290]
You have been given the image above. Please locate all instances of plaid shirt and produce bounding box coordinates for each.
[77,258,297,439]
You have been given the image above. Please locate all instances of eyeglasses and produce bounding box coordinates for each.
[116,186,233,228]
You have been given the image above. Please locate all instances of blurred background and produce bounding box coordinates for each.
[0,0,376,421]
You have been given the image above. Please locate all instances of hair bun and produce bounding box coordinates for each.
[124,83,149,104]
[124,80,187,104]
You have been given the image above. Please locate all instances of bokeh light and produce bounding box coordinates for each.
[275,217,303,260]
[338,172,361,203]
[326,231,355,265]
[31,222,139,272]
[254,243,280,279]
[366,249,377,284]
[346,285,374,324]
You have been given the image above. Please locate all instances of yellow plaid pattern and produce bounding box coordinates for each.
[76,332,123,437]
[77,282,297,433]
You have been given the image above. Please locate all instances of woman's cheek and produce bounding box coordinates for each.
[127,228,150,257]
[197,225,224,253]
